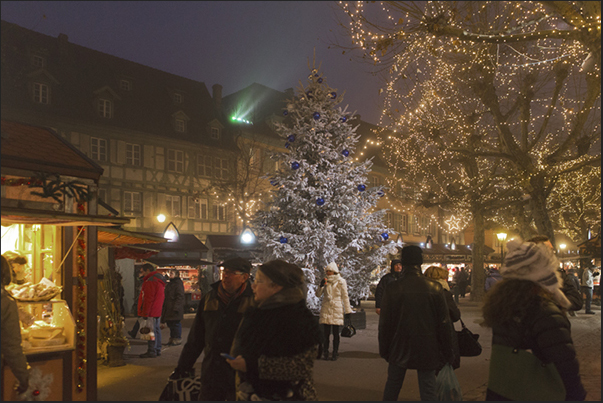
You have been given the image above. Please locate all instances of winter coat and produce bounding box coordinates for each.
[317,274,353,326]
[137,270,166,318]
[232,288,321,401]
[176,281,255,392]
[379,267,454,370]
[582,268,594,288]
[558,270,583,312]
[161,277,185,322]
[375,272,400,309]
[1,289,29,389]
[485,269,502,292]
[486,285,586,401]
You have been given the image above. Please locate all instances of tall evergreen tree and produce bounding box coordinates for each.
[252,66,396,311]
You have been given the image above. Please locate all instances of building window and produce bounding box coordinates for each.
[197,154,213,177]
[167,149,184,173]
[200,198,208,220]
[98,99,112,118]
[33,83,49,104]
[421,217,431,236]
[120,80,131,91]
[392,213,401,233]
[126,143,141,166]
[370,175,380,188]
[210,127,220,139]
[91,137,107,161]
[32,55,45,68]
[174,93,182,103]
[166,195,181,217]
[175,118,186,133]
[214,157,228,179]
[400,214,408,234]
[212,204,226,221]
[188,196,199,219]
[124,191,141,214]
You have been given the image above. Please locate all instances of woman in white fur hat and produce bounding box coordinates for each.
[317,262,353,361]
[482,239,586,401]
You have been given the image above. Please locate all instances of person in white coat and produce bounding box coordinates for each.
[317,262,353,361]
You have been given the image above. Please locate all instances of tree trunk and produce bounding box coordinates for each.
[529,175,556,248]
[470,208,486,302]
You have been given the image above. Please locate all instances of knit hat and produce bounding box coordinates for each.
[259,260,304,288]
[221,257,252,274]
[501,240,570,308]
[400,245,423,266]
[325,261,339,273]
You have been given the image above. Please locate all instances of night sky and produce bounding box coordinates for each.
[1,1,386,124]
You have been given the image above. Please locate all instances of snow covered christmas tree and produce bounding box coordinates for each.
[251,65,396,312]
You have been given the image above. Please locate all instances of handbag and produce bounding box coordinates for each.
[159,375,201,401]
[436,363,462,401]
[456,319,481,357]
[341,316,356,338]
[488,343,565,401]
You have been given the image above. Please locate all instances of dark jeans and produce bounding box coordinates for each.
[166,320,182,339]
[583,286,593,312]
[382,363,437,401]
[322,324,340,352]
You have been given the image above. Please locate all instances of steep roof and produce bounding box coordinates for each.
[1,119,103,180]
[1,20,233,149]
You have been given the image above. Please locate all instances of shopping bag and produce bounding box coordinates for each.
[159,376,201,401]
[436,363,463,401]
[140,318,155,341]
[456,319,481,357]
[488,344,565,401]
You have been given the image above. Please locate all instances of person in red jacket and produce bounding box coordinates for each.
[138,263,166,358]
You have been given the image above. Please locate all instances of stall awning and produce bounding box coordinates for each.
[1,206,131,226]
[98,227,167,246]
[145,257,216,267]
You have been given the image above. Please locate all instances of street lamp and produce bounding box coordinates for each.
[497,232,507,267]
[163,222,179,242]
[240,227,256,245]
[157,213,166,223]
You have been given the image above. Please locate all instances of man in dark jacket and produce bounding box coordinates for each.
[161,270,186,346]
[379,246,454,401]
[375,259,402,315]
[138,263,166,358]
[170,257,255,401]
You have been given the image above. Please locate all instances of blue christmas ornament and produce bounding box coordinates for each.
[357,184,366,192]
[287,135,295,142]
[330,92,337,99]
[313,112,320,120]
[342,149,350,157]
[283,110,288,116]
[279,236,288,244]
[340,116,347,123]
[377,190,385,197]
[381,232,389,241]
[318,77,323,83]
[316,197,325,206]
[291,161,300,170]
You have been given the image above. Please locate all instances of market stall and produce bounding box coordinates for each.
[1,120,129,401]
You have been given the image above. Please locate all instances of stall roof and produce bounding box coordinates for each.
[145,257,215,267]
[1,206,130,226]
[129,233,208,252]
[97,227,167,246]
[1,120,104,181]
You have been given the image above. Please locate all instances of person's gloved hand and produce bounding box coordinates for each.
[169,367,194,380]
[320,278,326,287]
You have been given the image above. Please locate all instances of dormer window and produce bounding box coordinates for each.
[174,93,182,103]
[175,118,186,133]
[33,82,49,104]
[98,99,113,118]
[210,127,220,139]
[32,55,46,68]
[120,79,132,91]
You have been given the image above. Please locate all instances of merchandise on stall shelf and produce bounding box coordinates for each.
[21,320,67,348]
[7,278,62,301]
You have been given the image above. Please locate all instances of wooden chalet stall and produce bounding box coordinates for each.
[1,121,129,401]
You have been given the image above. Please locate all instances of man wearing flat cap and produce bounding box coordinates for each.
[170,257,255,400]
[379,246,454,401]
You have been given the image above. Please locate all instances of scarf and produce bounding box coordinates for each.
[217,281,247,305]
[258,287,305,310]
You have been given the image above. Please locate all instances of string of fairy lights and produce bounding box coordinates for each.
[335,1,601,239]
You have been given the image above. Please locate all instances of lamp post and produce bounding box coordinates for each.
[497,232,507,267]
[240,227,256,245]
